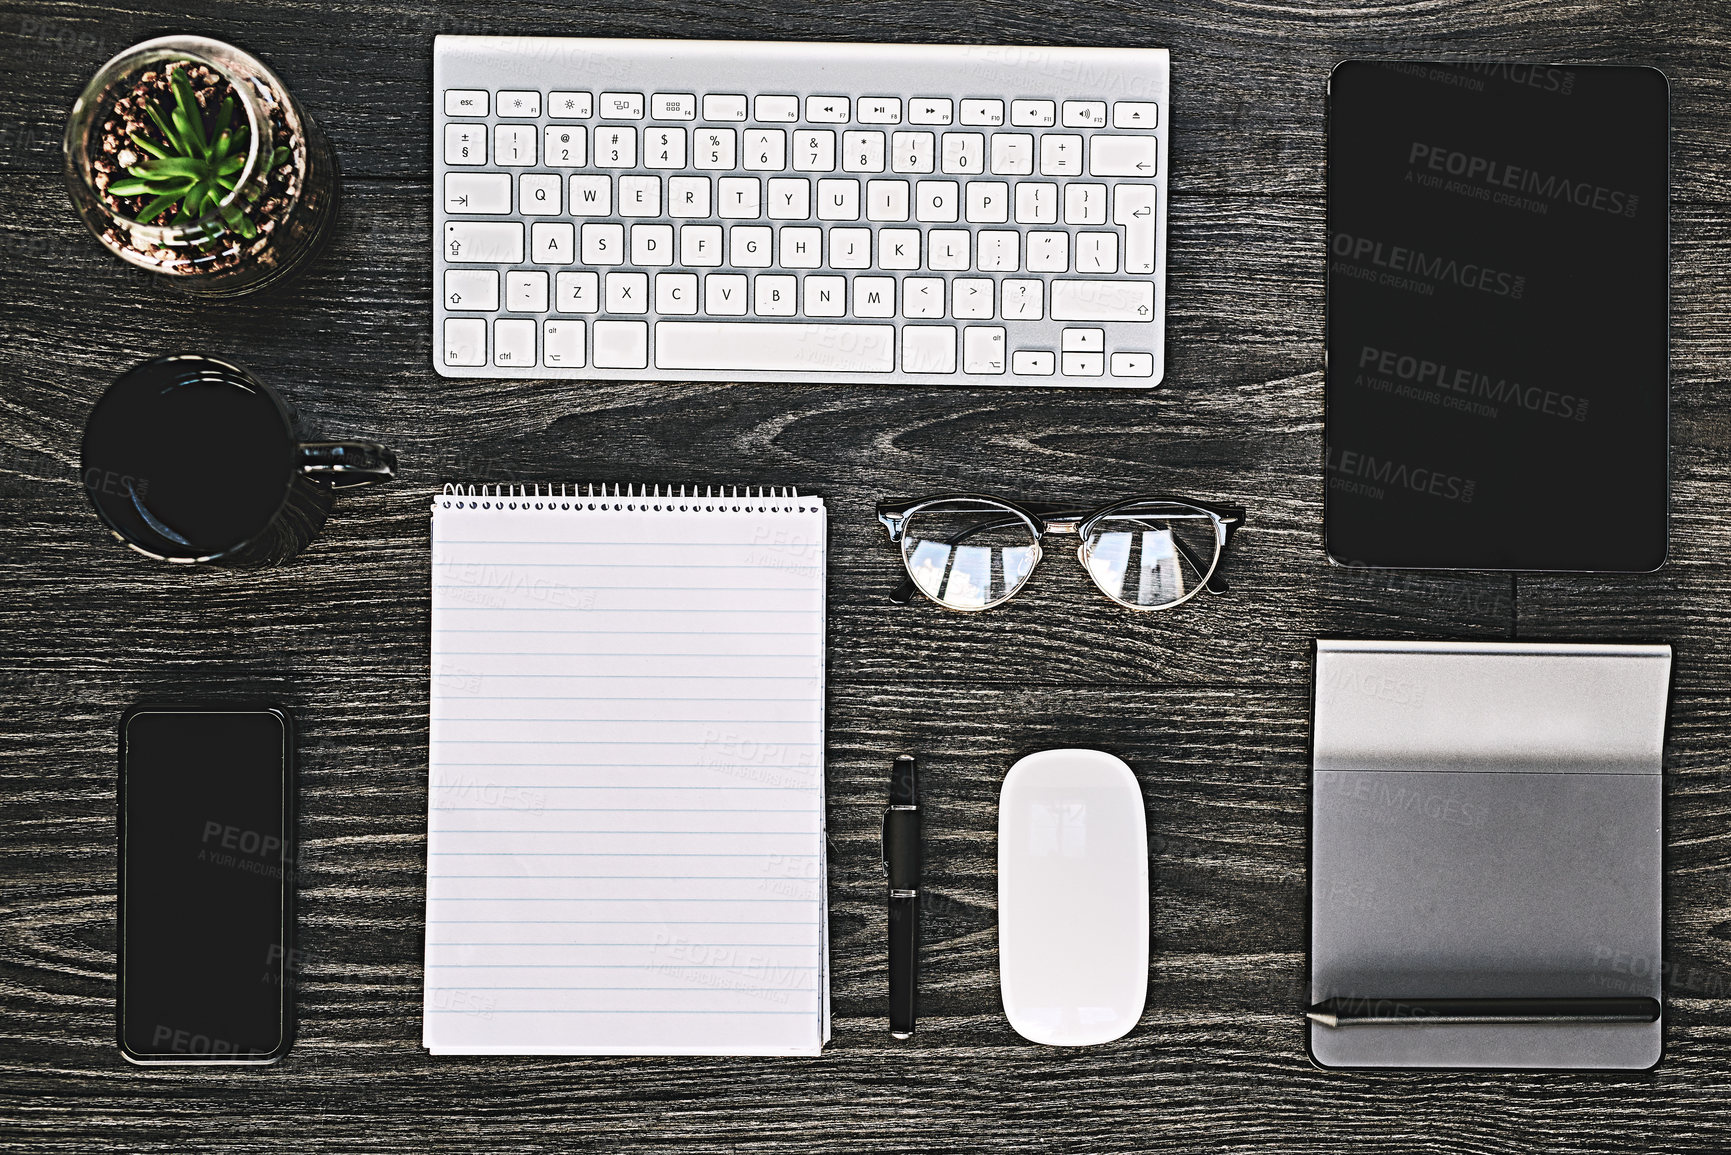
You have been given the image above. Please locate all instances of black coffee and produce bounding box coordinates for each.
[83,359,295,557]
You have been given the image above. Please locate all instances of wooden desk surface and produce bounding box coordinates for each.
[2,1,1728,1149]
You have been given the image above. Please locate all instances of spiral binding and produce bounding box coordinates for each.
[434,482,818,514]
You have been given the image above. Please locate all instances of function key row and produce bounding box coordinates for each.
[445,90,1158,129]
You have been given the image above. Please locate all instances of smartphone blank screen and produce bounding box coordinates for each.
[119,708,290,1062]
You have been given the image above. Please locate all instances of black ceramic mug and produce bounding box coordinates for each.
[81,355,395,566]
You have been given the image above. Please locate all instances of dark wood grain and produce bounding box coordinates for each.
[2,0,1730,1149]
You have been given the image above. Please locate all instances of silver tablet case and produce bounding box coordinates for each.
[1309,639,1672,1070]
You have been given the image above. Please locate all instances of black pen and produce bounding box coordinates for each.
[881,754,920,1039]
[1304,996,1661,1028]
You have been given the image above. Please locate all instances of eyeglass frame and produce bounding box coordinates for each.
[876,493,1247,612]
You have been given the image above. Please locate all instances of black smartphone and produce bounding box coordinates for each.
[118,705,294,1064]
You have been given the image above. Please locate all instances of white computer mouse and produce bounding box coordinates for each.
[998,748,1149,1046]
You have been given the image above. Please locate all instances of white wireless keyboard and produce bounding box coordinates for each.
[433,37,1169,386]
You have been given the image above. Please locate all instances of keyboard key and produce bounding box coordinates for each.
[494,124,536,166]
[494,318,535,366]
[631,223,674,265]
[903,277,944,317]
[854,276,895,317]
[543,320,585,367]
[1050,279,1156,322]
[891,132,935,174]
[705,274,748,315]
[443,318,485,366]
[1076,231,1119,273]
[780,226,821,268]
[1061,100,1106,128]
[1001,278,1045,319]
[793,130,837,172]
[903,326,957,373]
[1040,134,1083,176]
[953,277,994,318]
[960,99,1005,126]
[703,93,747,121]
[941,132,985,174]
[806,96,849,122]
[656,322,895,372]
[1113,184,1158,274]
[1062,328,1103,352]
[755,274,797,316]
[1112,101,1160,129]
[581,222,624,264]
[619,175,661,216]
[555,270,599,312]
[1065,182,1108,224]
[520,173,562,215]
[652,92,696,120]
[909,98,953,125]
[767,178,811,219]
[859,97,902,124]
[506,270,550,312]
[680,224,723,266]
[594,320,649,368]
[544,126,587,167]
[669,176,711,216]
[731,225,772,267]
[606,271,649,312]
[744,130,787,170]
[1015,183,1058,224]
[600,92,645,119]
[531,222,575,263]
[755,94,800,122]
[644,127,688,168]
[445,221,523,263]
[1061,351,1103,377]
[1111,352,1155,378]
[976,230,1018,271]
[444,172,510,213]
[549,91,592,118]
[1010,100,1056,127]
[1026,231,1068,271]
[867,181,910,223]
[695,128,738,170]
[990,133,1034,175]
[719,177,761,217]
[831,227,871,268]
[444,269,498,311]
[444,89,487,116]
[496,90,540,117]
[444,124,485,165]
[569,175,611,215]
[878,228,919,269]
[842,131,887,173]
[1090,135,1157,176]
[966,181,1009,223]
[595,127,638,167]
[964,326,1007,373]
[928,229,970,271]
[914,181,959,223]
[656,272,699,314]
[1012,349,1056,375]
[804,274,847,316]
[817,178,861,221]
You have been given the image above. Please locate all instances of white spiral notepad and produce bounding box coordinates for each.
[424,484,829,1055]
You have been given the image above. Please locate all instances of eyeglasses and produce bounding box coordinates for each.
[876,494,1245,612]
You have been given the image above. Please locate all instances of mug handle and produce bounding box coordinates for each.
[298,442,397,489]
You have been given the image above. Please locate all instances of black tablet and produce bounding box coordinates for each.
[1325,62,1669,571]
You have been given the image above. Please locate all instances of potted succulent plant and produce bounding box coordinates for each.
[64,35,338,296]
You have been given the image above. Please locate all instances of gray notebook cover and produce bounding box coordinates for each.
[1309,639,1671,1070]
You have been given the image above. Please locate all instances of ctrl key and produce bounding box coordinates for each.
[443,318,486,367]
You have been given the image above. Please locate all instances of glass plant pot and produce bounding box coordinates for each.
[63,35,338,297]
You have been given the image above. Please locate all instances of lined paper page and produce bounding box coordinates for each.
[424,489,828,1055]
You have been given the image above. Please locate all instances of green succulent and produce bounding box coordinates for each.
[106,66,289,237]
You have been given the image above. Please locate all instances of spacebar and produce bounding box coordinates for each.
[655,322,896,373]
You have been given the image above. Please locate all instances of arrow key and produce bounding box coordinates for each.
[1089,135,1158,177]
[444,269,499,311]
